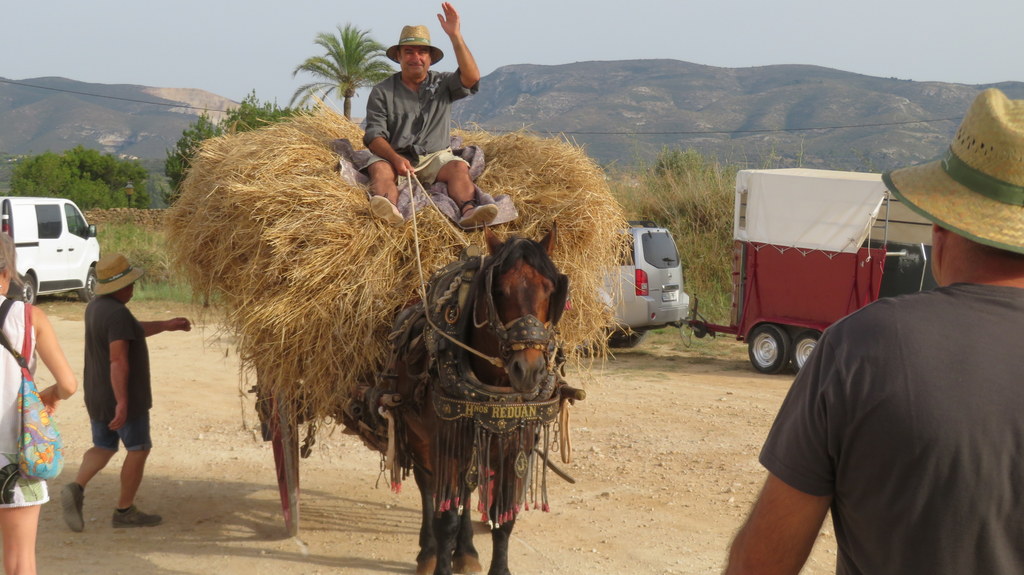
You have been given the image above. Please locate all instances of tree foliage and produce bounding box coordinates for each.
[164,112,219,198]
[9,146,149,209]
[223,92,300,132]
[290,24,393,118]
[163,93,299,204]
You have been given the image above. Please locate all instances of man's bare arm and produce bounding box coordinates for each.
[437,2,480,88]
[367,137,414,176]
[108,339,131,430]
[139,317,191,338]
[725,473,831,575]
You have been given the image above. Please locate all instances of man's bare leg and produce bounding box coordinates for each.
[367,161,405,225]
[437,161,496,226]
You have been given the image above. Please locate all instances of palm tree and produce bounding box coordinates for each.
[290,24,394,119]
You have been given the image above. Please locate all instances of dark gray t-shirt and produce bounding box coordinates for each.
[761,283,1024,575]
[83,295,151,422]
[362,70,477,160]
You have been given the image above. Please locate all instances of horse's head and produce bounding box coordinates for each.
[473,223,568,395]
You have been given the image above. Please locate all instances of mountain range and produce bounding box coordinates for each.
[3,61,1023,174]
[0,77,235,161]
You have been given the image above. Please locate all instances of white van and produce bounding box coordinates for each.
[1,197,100,303]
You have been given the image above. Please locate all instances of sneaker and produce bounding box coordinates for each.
[112,505,162,528]
[369,196,404,226]
[61,483,84,532]
[458,203,498,228]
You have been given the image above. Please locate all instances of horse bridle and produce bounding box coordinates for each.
[474,242,568,370]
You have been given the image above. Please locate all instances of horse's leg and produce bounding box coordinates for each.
[485,450,523,575]
[452,488,482,574]
[431,505,462,575]
[413,465,438,575]
[487,519,516,575]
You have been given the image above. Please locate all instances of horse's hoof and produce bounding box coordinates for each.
[453,554,483,574]
[416,556,437,575]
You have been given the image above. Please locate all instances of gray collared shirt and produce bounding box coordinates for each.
[362,70,478,160]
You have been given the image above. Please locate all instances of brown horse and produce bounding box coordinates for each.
[349,224,574,575]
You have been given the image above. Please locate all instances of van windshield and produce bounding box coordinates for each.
[642,231,680,269]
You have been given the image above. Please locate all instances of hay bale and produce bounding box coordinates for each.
[165,105,626,427]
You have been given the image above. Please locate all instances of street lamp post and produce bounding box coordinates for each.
[124,182,134,208]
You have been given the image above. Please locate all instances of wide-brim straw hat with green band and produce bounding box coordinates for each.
[883,88,1024,254]
[386,25,444,63]
[95,253,145,295]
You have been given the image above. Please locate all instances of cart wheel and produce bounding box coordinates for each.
[790,330,820,373]
[270,396,300,536]
[747,324,791,374]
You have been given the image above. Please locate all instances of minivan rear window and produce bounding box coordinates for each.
[641,231,679,269]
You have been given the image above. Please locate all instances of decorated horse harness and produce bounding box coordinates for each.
[352,243,581,526]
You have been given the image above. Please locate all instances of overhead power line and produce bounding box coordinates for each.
[0,78,232,113]
[0,77,961,136]
[532,117,961,136]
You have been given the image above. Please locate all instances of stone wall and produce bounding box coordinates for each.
[84,208,165,229]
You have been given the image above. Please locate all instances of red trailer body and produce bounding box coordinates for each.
[690,169,932,373]
[734,242,886,334]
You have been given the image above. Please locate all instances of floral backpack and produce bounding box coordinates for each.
[0,299,64,480]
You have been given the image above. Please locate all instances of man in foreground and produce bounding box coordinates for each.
[360,2,497,228]
[725,88,1024,574]
[61,254,191,531]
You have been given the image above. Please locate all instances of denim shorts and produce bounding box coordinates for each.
[91,412,152,451]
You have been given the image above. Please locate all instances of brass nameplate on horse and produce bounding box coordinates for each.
[434,394,561,433]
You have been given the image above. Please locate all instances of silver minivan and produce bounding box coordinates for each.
[606,221,690,347]
[1,196,100,303]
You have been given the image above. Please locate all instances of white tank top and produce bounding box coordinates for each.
[0,296,36,453]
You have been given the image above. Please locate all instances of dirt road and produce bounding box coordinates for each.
[31,299,836,574]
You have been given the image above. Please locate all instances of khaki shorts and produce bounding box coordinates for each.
[363,148,468,185]
[412,149,468,185]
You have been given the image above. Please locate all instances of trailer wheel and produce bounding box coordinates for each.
[747,324,790,374]
[790,330,821,373]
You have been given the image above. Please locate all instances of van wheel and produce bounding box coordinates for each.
[77,267,97,302]
[20,273,37,305]
[747,324,790,374]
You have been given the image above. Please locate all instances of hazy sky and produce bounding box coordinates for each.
[4,0,1023,118]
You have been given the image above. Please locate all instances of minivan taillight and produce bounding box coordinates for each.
[635,269,649,296]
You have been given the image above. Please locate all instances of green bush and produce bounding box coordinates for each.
[96,221,192,302]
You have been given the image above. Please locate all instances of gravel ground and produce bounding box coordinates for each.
[32,299,836,574]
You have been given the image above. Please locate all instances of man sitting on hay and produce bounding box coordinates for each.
[358,3,499,229]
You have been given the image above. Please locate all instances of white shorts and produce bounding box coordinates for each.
[0,453,48,508]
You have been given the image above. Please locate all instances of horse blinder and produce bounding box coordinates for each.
[548,274,569,327]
